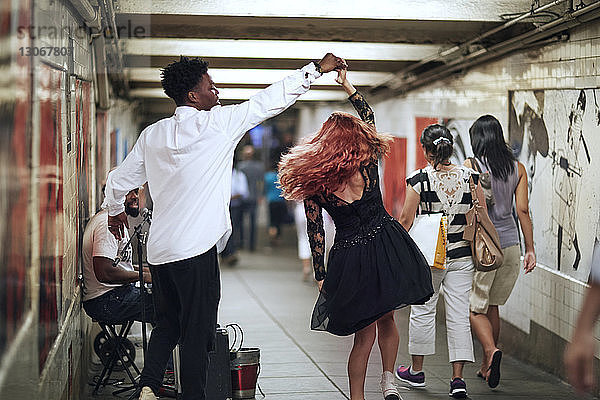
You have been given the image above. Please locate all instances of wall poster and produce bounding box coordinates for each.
[509,89,600,282]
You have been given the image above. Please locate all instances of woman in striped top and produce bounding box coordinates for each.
[395,124,487,399]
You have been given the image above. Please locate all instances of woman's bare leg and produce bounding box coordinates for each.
[470,311,499,377]
[348,323,376,400]
[376,311,399,372]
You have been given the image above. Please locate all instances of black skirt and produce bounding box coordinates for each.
[311,218,433,336]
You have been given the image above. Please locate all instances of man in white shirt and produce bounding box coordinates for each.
[103,53,346,400]
[82,188,153,323]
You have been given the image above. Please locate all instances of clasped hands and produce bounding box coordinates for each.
[318,52,347,74]
[318,53,353,85]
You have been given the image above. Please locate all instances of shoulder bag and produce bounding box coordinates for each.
[468,157,495,208]
[463,174,503,272]
[408,170,447,269]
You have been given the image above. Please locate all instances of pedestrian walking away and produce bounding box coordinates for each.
[397,123,490,399]
[466,114,536,389]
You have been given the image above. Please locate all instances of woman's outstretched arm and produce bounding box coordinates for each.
[336,68,375,126]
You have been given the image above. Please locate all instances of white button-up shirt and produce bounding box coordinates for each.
[103,63,322,265]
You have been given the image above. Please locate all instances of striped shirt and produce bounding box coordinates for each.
[407,165,479,261]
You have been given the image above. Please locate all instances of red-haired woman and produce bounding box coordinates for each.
[278,69,433,400]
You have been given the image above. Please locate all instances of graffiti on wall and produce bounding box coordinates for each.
[445,119,475,165]
[76,79,92,290]
[38,63,63,371]
[96,111,108,210]
[509,89,600,282]
[0,0,32,359]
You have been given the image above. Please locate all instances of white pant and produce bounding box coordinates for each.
[408,259,475,363]
[294,202,312,260]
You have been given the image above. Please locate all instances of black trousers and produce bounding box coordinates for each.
[222,204,244,257]
[241,200,257,251]
[139,247,220,399]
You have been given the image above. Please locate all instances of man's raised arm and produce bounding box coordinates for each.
[213,53,347,143]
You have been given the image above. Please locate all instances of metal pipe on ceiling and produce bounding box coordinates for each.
[68,0,101,29]
[382,0,600,96]
[99,0,129,98]
[396,0,567,78]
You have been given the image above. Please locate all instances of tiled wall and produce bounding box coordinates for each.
[0,0,141,398]
[299,17,600,385]
[35,0,91,398]
[504,263,592,339]
[511,265,595,348]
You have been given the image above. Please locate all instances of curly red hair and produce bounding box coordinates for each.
[278,112,392,200]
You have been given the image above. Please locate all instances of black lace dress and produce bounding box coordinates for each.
[305,92,434,336]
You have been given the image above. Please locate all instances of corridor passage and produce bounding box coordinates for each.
[2,1,600,398]
[87,240,577,400]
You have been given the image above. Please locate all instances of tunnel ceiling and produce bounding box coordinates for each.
[112,0,565,120]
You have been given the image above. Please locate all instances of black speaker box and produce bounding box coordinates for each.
[206,327,232,400]
[171,327,232,400]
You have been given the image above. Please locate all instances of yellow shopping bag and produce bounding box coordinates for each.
[432,216,447,270]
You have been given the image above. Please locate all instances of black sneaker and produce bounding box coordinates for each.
[449,377,467,399]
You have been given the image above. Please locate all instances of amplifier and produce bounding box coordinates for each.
[207,327,233,399]
[172,327,232,400]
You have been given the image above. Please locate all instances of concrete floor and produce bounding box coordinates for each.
[84,230,586,400]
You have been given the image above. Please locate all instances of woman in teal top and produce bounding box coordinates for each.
[265,160,287,244]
